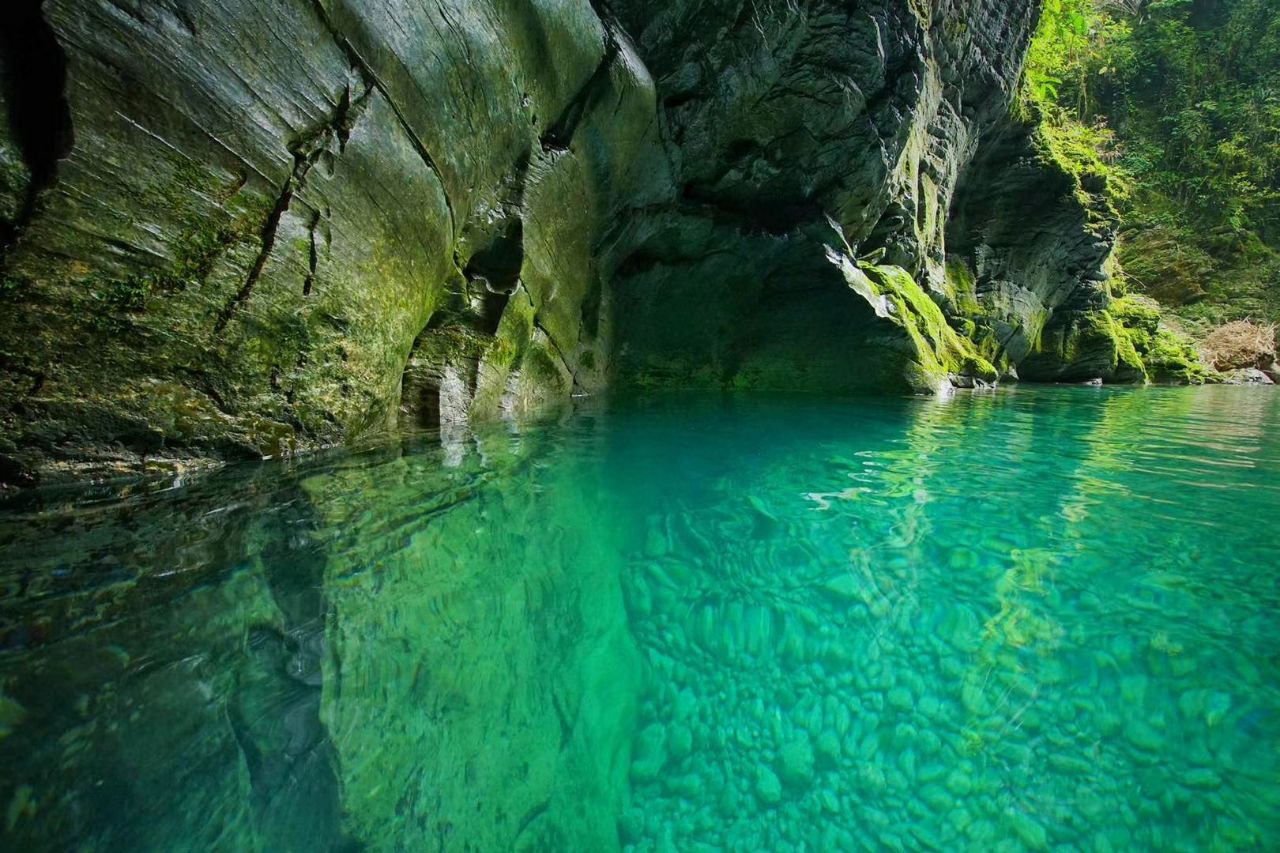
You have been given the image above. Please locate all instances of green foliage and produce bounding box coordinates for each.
[1023,2,1134,209]
[1027,0,1280,326]
[1116,1,1280,235]
[1026,0,1134,119]
[1025,0,1280,336]
[94,211,261,312]
[943,259,981,316]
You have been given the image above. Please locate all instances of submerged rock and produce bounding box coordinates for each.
[632,724,669,782]
[1124,720,1165,752]
[778,734,816,787]
[1008,812,1050,850]
[755,766,783,806]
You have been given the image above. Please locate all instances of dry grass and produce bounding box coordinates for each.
[1200,320,1277,371]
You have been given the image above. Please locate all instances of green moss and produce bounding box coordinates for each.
[943,258,983,317]
[856,262,998,390]
[470,287,538,416]
[411,324,490,364]
[1025,304,1149,382]
[1110,295,1211,384]
[1033,115,1128,213]
[79,160,272,314]
[937,258,1025,375]
[1099,310,1146,377]
[94,207,265,312]
[1108,294,1160,332]
[0,276,26,298]
[1077,312,1134,370]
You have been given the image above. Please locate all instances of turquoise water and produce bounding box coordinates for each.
[1,387,1278,851]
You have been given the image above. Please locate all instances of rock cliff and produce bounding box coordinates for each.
[0,0,1128,483]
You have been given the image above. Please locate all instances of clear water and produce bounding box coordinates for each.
[1,387,1278,851]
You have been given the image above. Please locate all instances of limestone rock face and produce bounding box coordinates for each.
[0,0,1125,482]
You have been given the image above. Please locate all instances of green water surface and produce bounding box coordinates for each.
[0,387,1277,851]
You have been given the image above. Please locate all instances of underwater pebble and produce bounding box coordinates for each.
[920,783,951,811]
[619,808,646,840]
[857,730,879,759]
[1048,754,1093,775]
[945,769,972,796]
[899,748,916,777]
[632,724,668,781]
[821,574,860,601]
[1182,768,1222,790]
[1205,691,1232,727]
[858,763,887,791]
[876,830,905,851]
[668,724,693,760]
[967,820,995,844]
[1120,674,1148,706]
[832,702,851,737]
[1124,719,1164,752]
[1007,812,1049,850]
[778,734,815,786]
[918,762,947,784]
[816,729,842,764]
[918,730,942,754]
[717,785,740,816]
[961,683,988,715]
[666,773,701,798]
[675,688,698,721]
[630,576,653,615]
[755,766,782,805]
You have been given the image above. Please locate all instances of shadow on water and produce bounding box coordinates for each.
[0,446,375,850]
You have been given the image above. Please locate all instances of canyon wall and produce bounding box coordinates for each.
[0,0,1131,483]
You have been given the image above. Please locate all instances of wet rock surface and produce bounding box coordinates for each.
[1221,367,1274,385]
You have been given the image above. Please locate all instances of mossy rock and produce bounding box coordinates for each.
[1111,296,1212,384]
[838,256,998,392]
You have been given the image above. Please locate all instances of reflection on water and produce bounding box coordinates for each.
[1,387,1278,851]
[0,418,637,851]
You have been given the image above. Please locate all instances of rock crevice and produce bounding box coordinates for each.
[0,0,74,247]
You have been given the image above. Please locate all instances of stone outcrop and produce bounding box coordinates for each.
[0,0,1134,483]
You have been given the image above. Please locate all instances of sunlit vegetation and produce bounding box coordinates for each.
[1024,0,1280,332]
